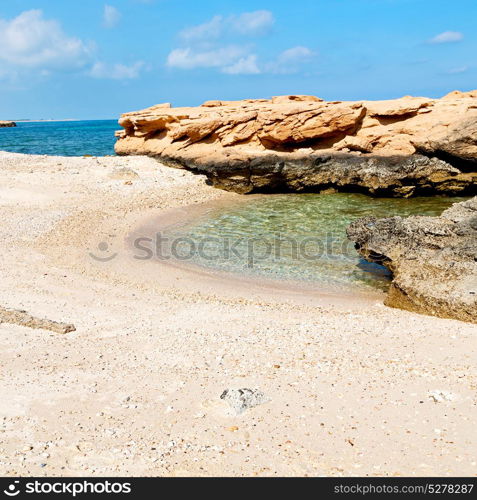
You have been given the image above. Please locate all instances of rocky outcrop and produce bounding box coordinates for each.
[0,121,16,128]
[115,91,477,196]
[347,197,477,323]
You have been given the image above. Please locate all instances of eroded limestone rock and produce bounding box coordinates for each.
[115,91,477,196]
[346,197,477,323]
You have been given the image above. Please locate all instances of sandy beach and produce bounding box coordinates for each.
[0,151,476,477]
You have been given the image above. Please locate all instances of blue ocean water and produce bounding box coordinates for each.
[0,120,119,156]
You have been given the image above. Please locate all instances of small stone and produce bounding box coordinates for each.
[428,390,456,403]
[220,388,269,415]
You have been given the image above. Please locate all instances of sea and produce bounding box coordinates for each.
[0,120,118,156]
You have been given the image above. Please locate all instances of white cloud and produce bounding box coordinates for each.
[429,31,463,44]
[167,46,247,69]
[180,10,274,41]
[447,65,469,74]
[265,46,315,74]
[169,11,313,76]
[0,10,92,69]
[167,44,315,75]
[90,61,145,79]
[232,10,274,36]
[103,5,121,29]
[0,9,145,83]
[222,55,260,74]
[180,15,223,41]
[278,46,314,63]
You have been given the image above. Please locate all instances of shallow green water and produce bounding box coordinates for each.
[163,193,468,291]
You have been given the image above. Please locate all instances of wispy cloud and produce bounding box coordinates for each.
[167,46,248,70]
[180,10,274,41]
[265,46,315,74]
[90,61,145,79]
[429,31,463,44]
[446,65,469,74]
[232,10,275,36]
[222,55,261,75]
[168,10,313,76]
[180,15,223,41]
[167,44,315,75]
[103,5,121,29]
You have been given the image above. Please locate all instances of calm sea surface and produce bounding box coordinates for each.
[0,120,118,156]
[163,193,469,291]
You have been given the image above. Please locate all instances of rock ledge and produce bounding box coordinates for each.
[347,197,477,323]
[115,91,477,196]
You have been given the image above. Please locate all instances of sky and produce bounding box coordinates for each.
[0,0,476,119]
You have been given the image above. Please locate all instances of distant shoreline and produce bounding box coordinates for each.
[10,118,116,123]
[0,120,118,156]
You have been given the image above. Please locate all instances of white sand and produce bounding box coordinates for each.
[0,151,476,477]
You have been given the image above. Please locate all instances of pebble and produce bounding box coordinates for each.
[220,388,269,415]
[428,390,457,403]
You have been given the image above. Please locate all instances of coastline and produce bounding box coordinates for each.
[0,150,476,476]
[12,119,113,123]
[125,198,386,305]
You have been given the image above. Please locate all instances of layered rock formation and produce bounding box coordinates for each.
[347,197,477,323]
[115,91,477,196]
[0,121,16,128]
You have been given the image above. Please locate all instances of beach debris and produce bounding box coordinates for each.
[0,306,76,334]
[220,388,269,415]
[427,390,457,403]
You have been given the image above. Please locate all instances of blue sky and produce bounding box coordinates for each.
[0,0,476,119]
